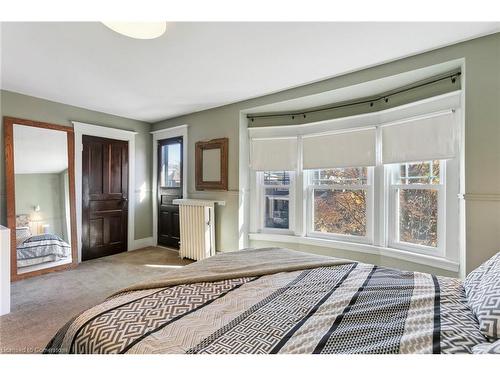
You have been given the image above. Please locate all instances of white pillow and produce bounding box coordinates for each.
[15,226,32,246]
[464,251,500,340]
[472,340,500,354]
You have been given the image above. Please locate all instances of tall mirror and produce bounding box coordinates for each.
[4,117,77,281]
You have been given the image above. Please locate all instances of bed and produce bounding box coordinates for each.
[16,215,71,268]
[45,248,500,354]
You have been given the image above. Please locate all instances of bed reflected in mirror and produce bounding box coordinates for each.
[4,117,77,280]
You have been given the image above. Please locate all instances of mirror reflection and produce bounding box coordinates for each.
[202,148,221,182]
[13,124,73,274]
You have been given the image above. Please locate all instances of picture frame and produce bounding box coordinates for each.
[195,137,228,191]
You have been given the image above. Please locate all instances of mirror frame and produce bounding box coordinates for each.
[4,117,78,281]
[195,137,228,191]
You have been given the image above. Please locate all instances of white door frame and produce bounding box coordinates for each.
[72,121,137,262]
[151,125,188,247]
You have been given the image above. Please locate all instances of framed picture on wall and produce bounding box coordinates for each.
[195,138,228,191]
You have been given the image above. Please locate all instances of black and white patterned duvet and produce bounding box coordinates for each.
[45,249,487,354]
[17,234,71,268]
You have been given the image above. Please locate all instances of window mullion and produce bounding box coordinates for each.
[295,136,304,236]
[374,164,385,247]
[374,126,385,247]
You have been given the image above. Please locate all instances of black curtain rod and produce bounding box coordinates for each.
[247,71,461,121]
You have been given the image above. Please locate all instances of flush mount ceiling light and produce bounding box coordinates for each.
[102,22,167,39]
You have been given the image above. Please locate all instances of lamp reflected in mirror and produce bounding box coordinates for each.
[29,205,43,235]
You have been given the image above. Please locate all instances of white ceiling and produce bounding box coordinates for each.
[1,22,499,123]
[13,125,68,174]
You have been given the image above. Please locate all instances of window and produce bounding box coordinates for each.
[307,167,372,241]
[388,160,445,255]
[260,171,293,231]
[160,141,181,188]
[249,100,461,265]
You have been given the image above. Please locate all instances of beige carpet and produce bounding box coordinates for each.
[0,247,192,354]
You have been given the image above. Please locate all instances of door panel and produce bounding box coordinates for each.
[157,137,183,249]
[89,218,104,248]
[82,135,128,261]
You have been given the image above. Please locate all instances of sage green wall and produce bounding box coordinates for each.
[153,32,500,275]
[15,173,66,240]
[59,169,70,241]
[0,90,153,240]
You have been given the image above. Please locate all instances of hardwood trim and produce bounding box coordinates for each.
[4,118,16,281]
[195,138,229,191]
[3,116,74,133]
[14,263,77,281]
[3,117,78,282]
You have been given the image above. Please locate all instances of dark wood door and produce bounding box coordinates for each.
[157,137,183,249]
[82,135,128,261]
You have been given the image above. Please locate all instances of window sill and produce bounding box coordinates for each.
[248,232,459,272]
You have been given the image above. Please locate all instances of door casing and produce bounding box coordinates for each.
[151,125,188,247]
[73,121,137,262]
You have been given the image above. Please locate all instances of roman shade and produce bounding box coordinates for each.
[250,137,297,171]
[382,111,456,164]
[302,128,377,169]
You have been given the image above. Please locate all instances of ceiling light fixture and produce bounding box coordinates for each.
[102,22,166,39]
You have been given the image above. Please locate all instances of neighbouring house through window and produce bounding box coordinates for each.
[250,96,461,264]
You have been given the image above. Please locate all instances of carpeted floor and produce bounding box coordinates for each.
[0,247,192,354]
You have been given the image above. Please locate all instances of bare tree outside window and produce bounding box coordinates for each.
[314,189,367,236]
[260,161,444,251]
[395,160,441,248]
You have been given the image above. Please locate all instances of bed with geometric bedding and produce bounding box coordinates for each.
[45,248,499,354]
[15,215,71,268]
[16,233,71,268]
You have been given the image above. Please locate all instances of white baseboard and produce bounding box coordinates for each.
[131,237,154,251]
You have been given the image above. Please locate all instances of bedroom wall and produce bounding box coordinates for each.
[15,173,65,239]
[0,90,153,241]
[58,169,71,242]
[152,32,500,275]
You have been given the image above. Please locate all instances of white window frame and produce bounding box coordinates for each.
[305,167,374,244]
[247,90,463,270]
[257,171,295,235]
[387,160,446,257]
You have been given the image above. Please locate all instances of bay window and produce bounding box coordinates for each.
[249,94,461,267]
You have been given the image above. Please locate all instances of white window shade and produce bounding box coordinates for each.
[382,111,456,164]
[302,128,376,169]
[250,137,297,171]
